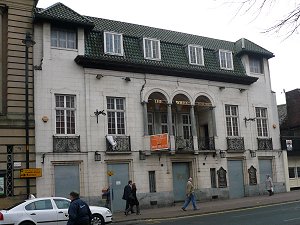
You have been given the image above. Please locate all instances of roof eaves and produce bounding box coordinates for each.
[74,55,258,85]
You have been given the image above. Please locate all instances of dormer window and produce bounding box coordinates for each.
[188,45,204,66]
[219,50,233,70]
[104,32,123,56]
[249,57,263,74]
[143,38,161,60]
[51,28,77,49]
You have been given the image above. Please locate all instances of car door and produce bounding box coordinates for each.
[24,199,58,225]
[53,198,70,225]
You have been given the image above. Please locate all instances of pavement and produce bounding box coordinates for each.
[112,189,300,223]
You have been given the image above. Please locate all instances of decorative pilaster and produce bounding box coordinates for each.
[190,105,198,153]
[142,101,148,136]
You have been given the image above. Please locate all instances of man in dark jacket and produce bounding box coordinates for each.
[67,191,92,225]
[122,180,133,214]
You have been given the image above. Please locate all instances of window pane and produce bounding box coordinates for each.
[114,34,121,54]
[107,111,116,134]
[289,167,296,178]
[152,41,159,59]
[107,97,115,110]
[59,31,66,48]
[210,168,217,188]
[297,167,300,178]
[149,171,156,193]
[51,30,58,47]
[105,33,113,53]
[56,110,65,134]
[67,32,76,49]
[225,105,239,136]
[54,199,70,209]
[145,39,152,58]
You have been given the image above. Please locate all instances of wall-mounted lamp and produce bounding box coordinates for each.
[244,117,256,126]
[219,86,225,90]
[41,153,45,164]
[96,74,103,79]
[250,150,256,158]
[220,150,226,158]
[94,151,101,161]
[239,88,246,93]
[124,77,131,82]
[42,116,49,123]
[94,109,106,124]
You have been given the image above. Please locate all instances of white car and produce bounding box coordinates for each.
[0,197,112,225]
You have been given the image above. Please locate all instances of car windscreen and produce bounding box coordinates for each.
[4,201,26,210]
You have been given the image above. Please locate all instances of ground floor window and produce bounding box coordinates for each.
[149,171,156,193]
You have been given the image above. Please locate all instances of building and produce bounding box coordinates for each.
[278,89,300,189]
[0,0,37,208]
[33,2,288,211]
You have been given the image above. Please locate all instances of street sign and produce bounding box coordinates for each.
[107,170,114,176]
[20,168,42,178]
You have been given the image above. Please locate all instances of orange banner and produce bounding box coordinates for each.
[150,133,169,151]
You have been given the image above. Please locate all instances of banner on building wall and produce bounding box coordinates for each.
[150,133,169,151]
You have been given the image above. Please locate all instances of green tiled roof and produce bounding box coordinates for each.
[34,3,94,28]
[35,2,276,85]
[235,38,274,58]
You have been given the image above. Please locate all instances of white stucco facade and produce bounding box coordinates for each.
[33,18,289,210]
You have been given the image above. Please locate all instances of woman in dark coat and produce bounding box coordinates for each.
[125,182,140,215]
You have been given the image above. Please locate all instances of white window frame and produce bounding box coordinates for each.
[104,31,124,56]
[219,50,234,70]
[225,105,239,137]
[107,97,126,135]
[55,94,76,135]
[51,28,77,49]
[188,44,204,66]
[143,37,161,60]
[256,107,269,137]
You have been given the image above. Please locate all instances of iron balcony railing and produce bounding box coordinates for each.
[198,137,215,150]
[226,137,245,151]
[53,136,80,153]
[257,138,273,150]
[106,135,131,152]
[175,136,193,152]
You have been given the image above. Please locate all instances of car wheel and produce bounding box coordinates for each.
[20,222,35,225]
[91,213,105,225]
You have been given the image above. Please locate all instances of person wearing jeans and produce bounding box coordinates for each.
[182,177,198,211]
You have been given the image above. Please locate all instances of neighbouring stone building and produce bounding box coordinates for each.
[33,2,289,211]
[278,89,300,189]
[0,0,37,208]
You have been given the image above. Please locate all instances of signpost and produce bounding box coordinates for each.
[107,170,114,213]
[20,168,42,178]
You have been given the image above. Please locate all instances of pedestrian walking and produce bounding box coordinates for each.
[102,187,110,208]
[266,174,274,196]
[122,180,134,214]
[67,191,92,225]
[125,182,140,215]
[181,177,198,211]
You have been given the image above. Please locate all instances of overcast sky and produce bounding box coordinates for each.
[37,0,299,105]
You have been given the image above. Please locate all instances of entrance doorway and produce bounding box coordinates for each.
[172,162,189,202]
[228,160,245,198]
[107,163,129,212]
